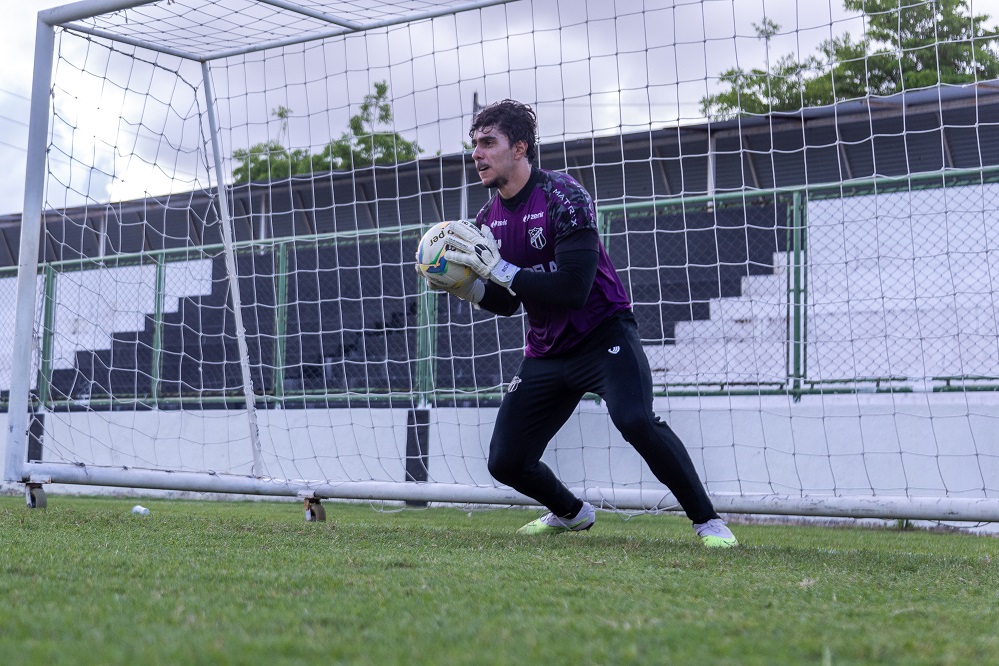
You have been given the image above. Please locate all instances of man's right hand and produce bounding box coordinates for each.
[443,220,520,293]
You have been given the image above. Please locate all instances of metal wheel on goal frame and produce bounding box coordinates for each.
[304,498,326,522]
[25,483,47,509]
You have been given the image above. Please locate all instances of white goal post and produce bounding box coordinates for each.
[5,0,999,522]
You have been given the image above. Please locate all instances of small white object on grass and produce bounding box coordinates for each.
[131,505,150,516]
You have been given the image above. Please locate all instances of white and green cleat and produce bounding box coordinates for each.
[517,501,595,535]
[694,518,739,548]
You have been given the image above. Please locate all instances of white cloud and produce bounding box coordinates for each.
[0,1,65,214]
[2,0,999,214]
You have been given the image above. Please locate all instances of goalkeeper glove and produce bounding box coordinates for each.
[422,270,485,304]
[443,220,520,293]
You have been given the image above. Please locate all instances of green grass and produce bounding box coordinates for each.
[1,496,997,665]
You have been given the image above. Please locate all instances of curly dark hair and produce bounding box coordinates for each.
[469,99,538,164]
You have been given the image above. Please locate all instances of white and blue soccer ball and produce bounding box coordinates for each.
[415,221,473,289]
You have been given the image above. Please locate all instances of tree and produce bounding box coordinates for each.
[232,83,421,184]
[232,106,327,184]
[231,140,324,184]
[701,0,999,119]
[844,0,999,89]
[320,81,422,170]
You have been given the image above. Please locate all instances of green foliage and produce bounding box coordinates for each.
[321,81,422,171]
[2,496,999,665]
[232,82,421,184]
[231,141,330,184]
[702,0,999,118]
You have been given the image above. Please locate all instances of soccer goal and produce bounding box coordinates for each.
[6,0,999,522]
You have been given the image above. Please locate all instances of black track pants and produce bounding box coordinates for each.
[487,311,719,524]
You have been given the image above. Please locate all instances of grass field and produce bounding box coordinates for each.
[1,495,997,665]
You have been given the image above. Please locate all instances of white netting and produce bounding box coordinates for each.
[6,0,999,519]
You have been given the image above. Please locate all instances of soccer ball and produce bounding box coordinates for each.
[415,221,473,289]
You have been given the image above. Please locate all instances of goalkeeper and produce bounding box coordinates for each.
[427,99,737,548]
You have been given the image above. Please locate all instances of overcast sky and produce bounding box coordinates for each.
[2,0,999,215]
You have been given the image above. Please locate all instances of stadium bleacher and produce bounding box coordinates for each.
[3,85,999,403]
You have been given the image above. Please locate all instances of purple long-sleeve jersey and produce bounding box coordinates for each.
[475,168,631,357]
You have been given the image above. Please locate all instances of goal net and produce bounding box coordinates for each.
[6,0,999,521]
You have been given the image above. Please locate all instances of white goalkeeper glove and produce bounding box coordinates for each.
[421,270,485,304]
[443,220,520,293]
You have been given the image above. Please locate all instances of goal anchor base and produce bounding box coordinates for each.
[25,483,47,509]
[304,497,326,522]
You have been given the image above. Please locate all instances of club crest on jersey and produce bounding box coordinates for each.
[529,226,546,250]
